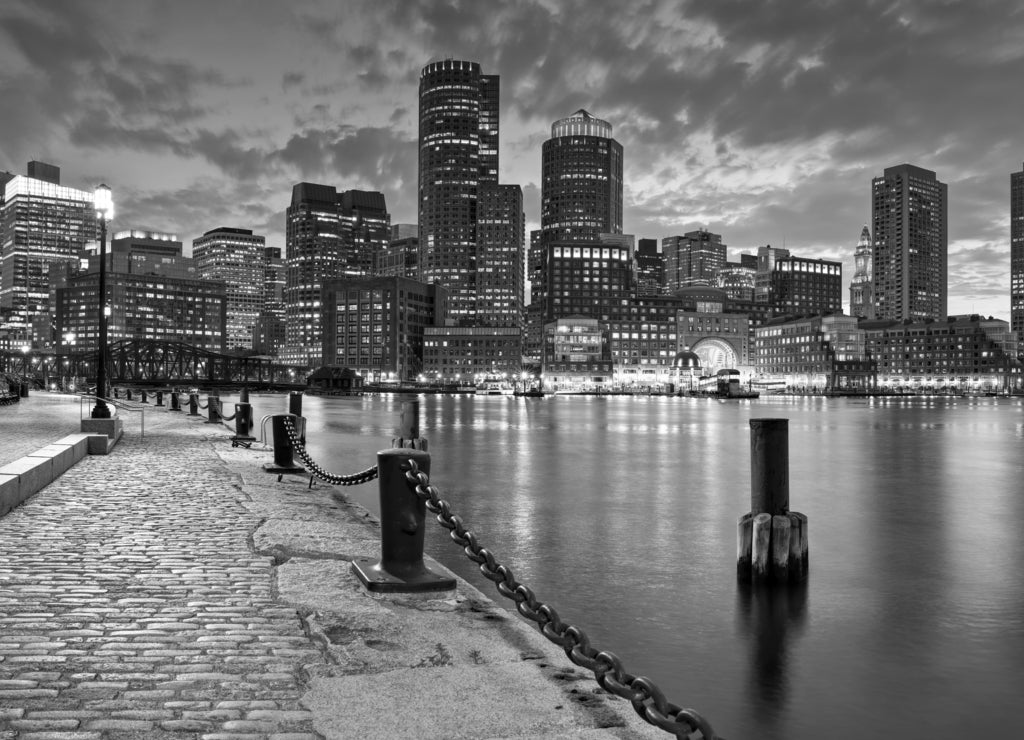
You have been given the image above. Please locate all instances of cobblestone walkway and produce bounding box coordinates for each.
[0,395,84,468]
[0,412,324,739]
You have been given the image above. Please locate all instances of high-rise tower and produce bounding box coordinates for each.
[871,164,948,321]
[662,230,726,291]
[849,225,874,319]
[193,227,267,350]
[532,109,623,323]
[418,59,499,325]
[1011,164,1024,338]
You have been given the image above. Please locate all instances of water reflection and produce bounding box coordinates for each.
[736,581,808,731]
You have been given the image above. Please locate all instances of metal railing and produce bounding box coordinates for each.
[77,394,146,439]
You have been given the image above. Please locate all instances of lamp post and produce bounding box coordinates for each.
[91,184,113,418]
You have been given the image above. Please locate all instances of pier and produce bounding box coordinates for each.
[0,394,688,739]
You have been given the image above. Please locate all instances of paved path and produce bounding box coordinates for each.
[0,410,322,739]
[0,395,86,468]
[0,405,673,740]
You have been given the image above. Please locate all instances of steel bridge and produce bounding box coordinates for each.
[1,339,308,389]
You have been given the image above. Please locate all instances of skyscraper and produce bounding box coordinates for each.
[532,109,623,323]
[418,59,499,324]
[283,183,389,364]
[476,183,524,327]
[192,227,266,351]
[849,225,874,319]
[0,162,97,345]
[871,164,948,321]
[1011,164,1024,337]
[662,230,726,291]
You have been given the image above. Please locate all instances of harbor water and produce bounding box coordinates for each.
[230,392,1024,740]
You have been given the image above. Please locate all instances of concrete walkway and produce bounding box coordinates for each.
[0,394,86,468]
[0,403,669,739]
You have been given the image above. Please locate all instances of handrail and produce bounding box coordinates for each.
[78,394,145,439]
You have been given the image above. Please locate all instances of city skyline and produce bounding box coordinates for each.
[2,1,1023,320]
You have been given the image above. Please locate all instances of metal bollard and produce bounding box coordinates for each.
[738,418,808,584]
[155,390,164,407]
[231,403,255,445]
[288,390,303,417]
[351,448,456,593]
[263,414,306,474]
[169,391,181,411]
[112,388,119,399]
[188,392,199,416]
[140,389,149,404]
[126,388,133,400]
[205,394,222,423]
[20,382,29,398]
[239,387,250,403]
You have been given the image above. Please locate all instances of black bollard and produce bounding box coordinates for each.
[155,390,164,407]
[169,391,181,412]
[239,387,250,403]
[351,448,456,593]
[205,394,222,423]
[140,389,149,404]
[288,390,302,417]
[231,403,255,446]
[188,392,200,416]
[738,418,808,585]
[263,414,306,474]
[20,382,29,398]
[112,388,119,399]
[126,388,133,401]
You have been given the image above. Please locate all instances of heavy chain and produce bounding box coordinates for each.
[401,459,720,740]
[281,417,378,486]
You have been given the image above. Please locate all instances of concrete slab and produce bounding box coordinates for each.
[28,443,77,476]
[302,663,636,740]
[80,417,123,454]
[53,433,94,460]
[0,455,51,499]
[254,518,380,561]
[0,473,21,517]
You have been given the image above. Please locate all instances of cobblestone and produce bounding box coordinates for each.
[0,409,323,739]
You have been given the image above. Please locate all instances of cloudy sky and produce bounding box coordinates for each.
[2,0,1023,318]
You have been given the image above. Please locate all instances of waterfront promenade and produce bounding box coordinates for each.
[0,395,668,739]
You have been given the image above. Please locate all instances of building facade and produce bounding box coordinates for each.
[541,316,613,392]
[769,256,843,317]
[418,59,499,325]
[320,275,448,381]
[283,183,389,364]
[849,225,874,319]
[1012,164,1024,338]
[476,183,524,327]
[544,239,633,322]
[871,163,948,321]
[0,162,97,345]
[716,253,757,301]
[192,227,266,351]
[635,238,665,297]
[663,230,726,291]
[421,326,522,382]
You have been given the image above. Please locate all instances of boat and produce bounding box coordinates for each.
[475,377,514,395]
[514,388,546,398]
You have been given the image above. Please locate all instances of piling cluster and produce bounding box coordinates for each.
[737,418,809,585]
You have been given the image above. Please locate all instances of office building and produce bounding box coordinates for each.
[543,238,633,322]
[770,256,843,317]
[422,326,522,381]
[531,110,624,325]
[541,316,613,392]
[321,275,448,381]
[477,183,524,327]
[418,59,499,324]
[871,164,948,321]
[0,162,97,344]
[754,245,790,304]
[849,225,874,319]
[283,183,389,364]
[663,230,727,291]
[1012,164,1024,338]
[192,227,266,350]
[717,253,757,301]
[635,238,665,297]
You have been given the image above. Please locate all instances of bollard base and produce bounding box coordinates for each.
[232,434,256,448]
[351,557,456,593]
[263,462,305,474]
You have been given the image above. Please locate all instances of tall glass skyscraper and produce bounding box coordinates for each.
[871,164,948,321]
[418,59,500,325]
[0,162,97,345]
[1011,164,1024,338]
[192,227,267,351]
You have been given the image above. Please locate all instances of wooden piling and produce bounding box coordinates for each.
[751,513,772,583]
[771,515,791,583]
[737,512,754,579]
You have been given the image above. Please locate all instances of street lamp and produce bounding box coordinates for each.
[91,184,113,418]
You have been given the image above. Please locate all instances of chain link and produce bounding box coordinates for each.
[401,458,720,740]
[281,416,378,486]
